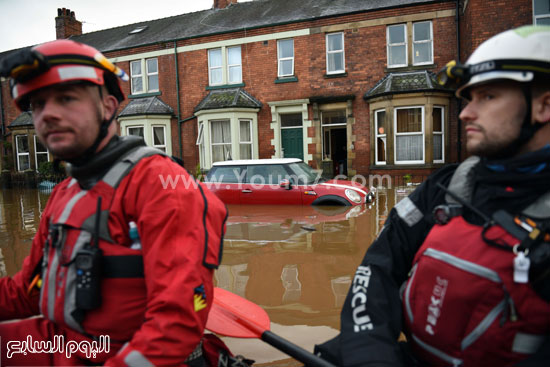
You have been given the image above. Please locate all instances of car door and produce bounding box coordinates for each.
[205,165,244,204]
[240,164,302,205]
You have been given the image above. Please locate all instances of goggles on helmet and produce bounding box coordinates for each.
[0,40,128,110]
[437,58,550,98]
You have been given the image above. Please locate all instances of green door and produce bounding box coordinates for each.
[281,128,303,160]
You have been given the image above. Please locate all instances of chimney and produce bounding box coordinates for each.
[55,8,82,39]
[213,0,238,9]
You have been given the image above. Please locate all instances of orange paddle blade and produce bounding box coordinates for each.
[206,287,271,338]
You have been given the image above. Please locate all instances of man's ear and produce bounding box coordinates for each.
[533,90,550,124]
[102,93,119,121]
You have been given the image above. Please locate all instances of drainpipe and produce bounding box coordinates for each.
[456,0,462,162]
[174,41,183,159]
[0,82,5,141]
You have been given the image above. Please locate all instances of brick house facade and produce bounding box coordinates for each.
[0,0,538,181]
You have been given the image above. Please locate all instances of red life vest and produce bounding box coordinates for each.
[402,157,550,366]
[38,146,224,344]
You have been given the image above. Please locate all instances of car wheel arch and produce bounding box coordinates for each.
[311,195,352,206]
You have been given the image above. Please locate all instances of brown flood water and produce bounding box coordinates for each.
[0,187,412,365]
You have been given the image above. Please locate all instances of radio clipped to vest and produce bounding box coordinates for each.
[75,197,103,310]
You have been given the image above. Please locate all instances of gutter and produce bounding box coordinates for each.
[174,41,183,159]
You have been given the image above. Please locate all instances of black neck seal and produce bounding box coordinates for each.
[67,135,145,189]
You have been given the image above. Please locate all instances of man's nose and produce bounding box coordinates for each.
[459,101,477,122]
[37,98,62,121]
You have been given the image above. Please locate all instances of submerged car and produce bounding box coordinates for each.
[204,158,373,206]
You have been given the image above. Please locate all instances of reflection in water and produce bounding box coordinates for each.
[0,188,50,277]
[0,188,412,365]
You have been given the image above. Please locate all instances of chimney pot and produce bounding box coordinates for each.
[56,7,82,39]
[213,0,238,9]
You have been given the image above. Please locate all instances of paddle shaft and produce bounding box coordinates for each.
[261,330,337,367]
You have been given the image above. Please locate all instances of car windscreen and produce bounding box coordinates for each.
[287,162,324,185]
[206,166,244,183]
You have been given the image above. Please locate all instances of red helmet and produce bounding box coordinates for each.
[0,39,128,110]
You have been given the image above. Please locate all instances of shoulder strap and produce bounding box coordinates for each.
[81,146,166,243]
[445,156,480,204]
[102,146,166,188]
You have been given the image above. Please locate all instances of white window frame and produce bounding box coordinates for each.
[196,122,205,168]
[34,135,49,171]
[130,58,159,94]
[412,21,433,66]
[208,48,223,86]
[127,125,145,138]
[433,106,445,164]
[326,32,345,75]
[394,106,425,164]
[375,110,387,165]
[239,119,253,160]
[151,125,167,152]
[15,135,30,171]
[387,24,408,68]
[208,46,242,86]
[277,39,295,77]
[227,46,242,84]
[534,0,550,25]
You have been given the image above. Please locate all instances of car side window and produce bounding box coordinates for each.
[208,166,243,183]
[246,164,289,185]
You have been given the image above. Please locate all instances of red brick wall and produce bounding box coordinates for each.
[153,1,459,176]
[460,0,532,62]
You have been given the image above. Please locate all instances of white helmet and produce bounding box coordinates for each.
[438,25,550,98]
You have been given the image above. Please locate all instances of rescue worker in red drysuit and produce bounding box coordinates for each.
[0,39,235,366]
[315,25,550,366]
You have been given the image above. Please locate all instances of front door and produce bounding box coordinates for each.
[281,128,303,160]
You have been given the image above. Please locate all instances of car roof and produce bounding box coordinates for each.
[212,158,303,166]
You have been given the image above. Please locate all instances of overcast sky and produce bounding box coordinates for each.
[0,0,252,53]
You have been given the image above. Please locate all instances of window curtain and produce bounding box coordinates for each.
[396,108,422,161]
[212,120,231,162]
